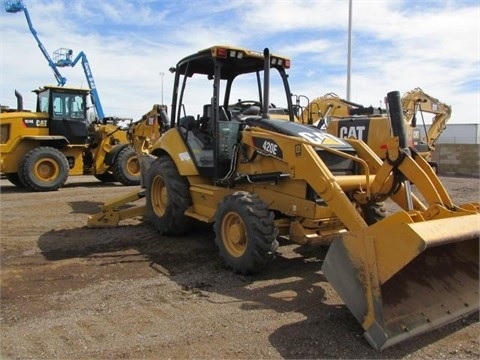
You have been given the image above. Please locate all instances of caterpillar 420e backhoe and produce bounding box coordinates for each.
[88,45,479,350]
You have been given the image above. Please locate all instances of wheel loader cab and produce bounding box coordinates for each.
[35,86,89,144]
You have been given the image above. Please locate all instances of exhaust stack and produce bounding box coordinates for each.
[15,90,23,111]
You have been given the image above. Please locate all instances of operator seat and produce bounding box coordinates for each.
[179,115,196,131]
[200,104,231,126]
[179,114,213,167]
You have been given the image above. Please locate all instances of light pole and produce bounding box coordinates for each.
[347,0,352,101]
[159,72,164,105]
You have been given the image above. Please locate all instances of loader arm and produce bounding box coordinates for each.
[87,104,169,227]
[322,91,479,350]
[243,125,369,231]
[127,104,168,154]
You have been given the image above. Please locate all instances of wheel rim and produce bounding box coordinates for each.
[150,175,168,217]
[33,158,59,181]
[222,211,247,257]
[126,155,140,176]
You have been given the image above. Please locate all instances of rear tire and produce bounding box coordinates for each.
[18,147,69,192]
[214,192,278,274]
[112,146,141,186]
[146,155,194,235]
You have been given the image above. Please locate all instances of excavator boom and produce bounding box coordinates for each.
[401,87,452,161]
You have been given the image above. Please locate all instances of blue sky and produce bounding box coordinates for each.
[1,0,479,124]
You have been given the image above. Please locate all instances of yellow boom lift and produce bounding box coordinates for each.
[88,45,479,350]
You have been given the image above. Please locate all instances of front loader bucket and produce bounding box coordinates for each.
[322,212,479,350]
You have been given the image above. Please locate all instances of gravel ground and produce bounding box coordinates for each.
[0,175,479,359]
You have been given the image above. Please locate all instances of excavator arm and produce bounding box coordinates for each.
[401,87,452,159]
[299,93,384,127]
[299,93,351,125]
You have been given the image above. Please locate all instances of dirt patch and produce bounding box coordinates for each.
[1,175,479,359]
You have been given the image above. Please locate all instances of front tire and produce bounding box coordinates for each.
[18,147,69,192]
[112,146,140,186]
[146,155,194,235]
[361,202,387,225]
[214,192,278,274]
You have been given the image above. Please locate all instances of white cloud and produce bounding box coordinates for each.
[1,0,478,124]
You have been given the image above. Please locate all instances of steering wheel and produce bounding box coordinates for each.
[235,100,262,111]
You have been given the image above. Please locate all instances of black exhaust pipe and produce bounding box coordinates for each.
[387,90,406,148]
[14,90,23,111]
[263,48,270,119]
[387,90,414,210]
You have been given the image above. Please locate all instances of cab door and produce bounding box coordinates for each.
[50,91,88,144]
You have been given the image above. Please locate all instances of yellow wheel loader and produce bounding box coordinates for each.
[0,86,140,191]
[88,45,479,350]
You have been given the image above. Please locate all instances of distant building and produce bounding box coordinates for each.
[417,123,480,144]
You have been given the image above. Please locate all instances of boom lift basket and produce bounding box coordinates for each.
[53,48,73,64]
[4,0,23,13]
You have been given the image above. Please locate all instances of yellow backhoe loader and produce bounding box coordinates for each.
[300,90,451,171]
[88,45,479,350]
[0,86,140,191]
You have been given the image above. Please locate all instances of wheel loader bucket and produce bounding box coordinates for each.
[322,212,479,350]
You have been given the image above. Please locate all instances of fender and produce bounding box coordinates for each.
[150,128,199,176]
[1,136,71,173]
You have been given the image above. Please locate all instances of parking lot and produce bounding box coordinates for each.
[1,175,479,359]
